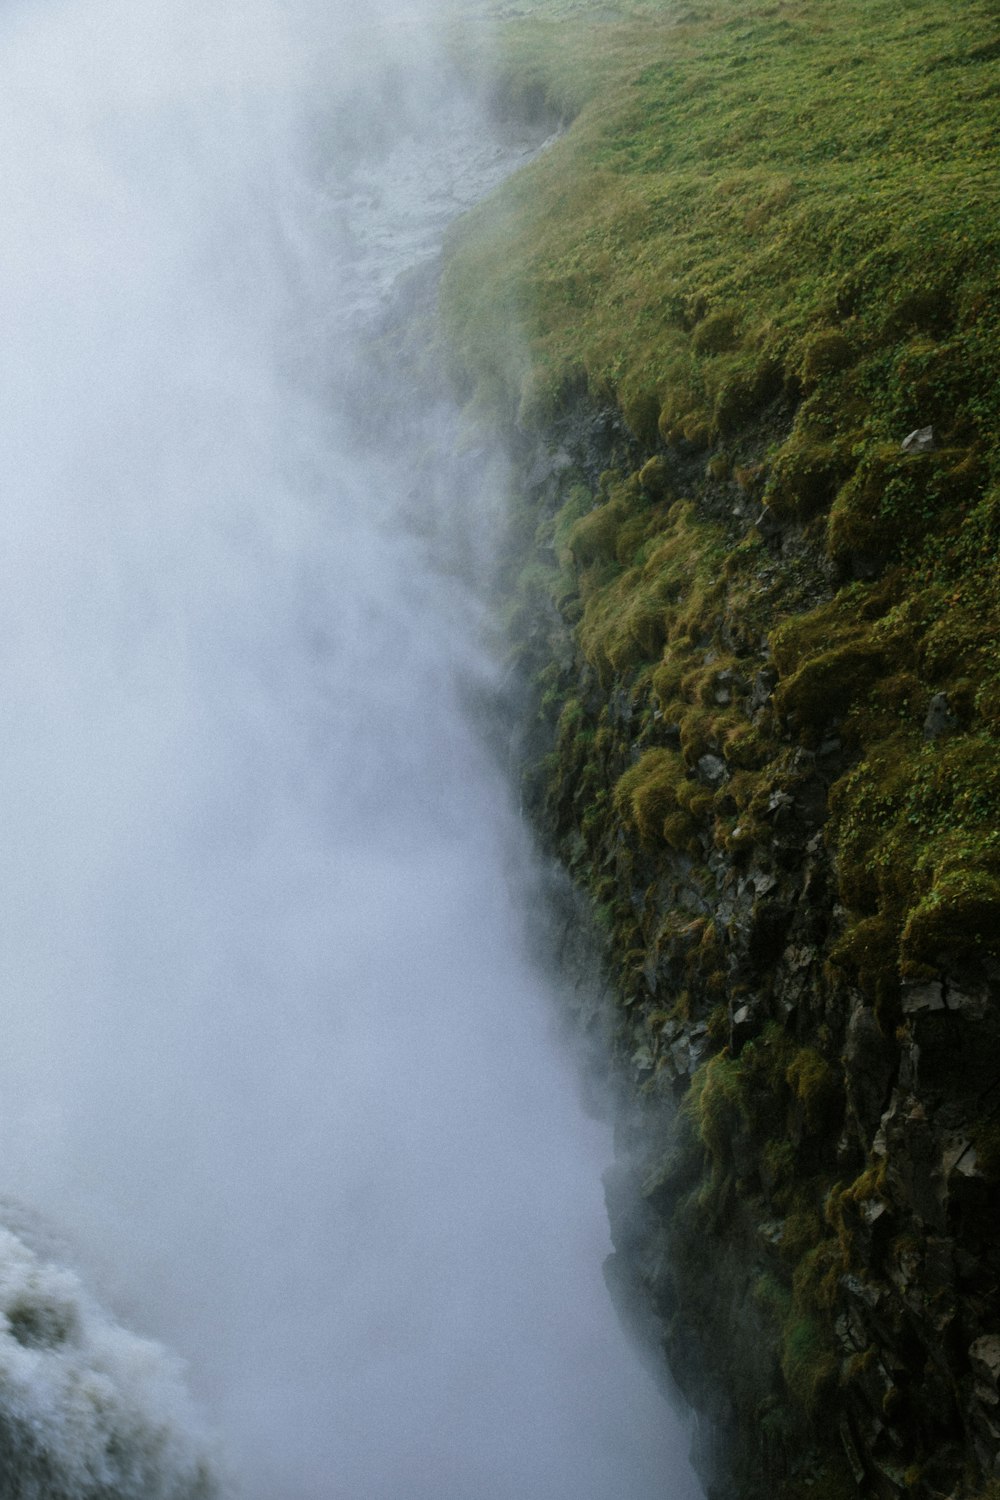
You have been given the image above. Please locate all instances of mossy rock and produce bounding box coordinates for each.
[764,430,854,523]
[713,356,783,436]
[774,642,884,741]
[829,911,901,1004]
[827,445,984,569]
[613,746,688,846]
[637,454,672,497]
[798,328,856,389]
[780,1313,837,1415]
[882,278,956,338]
[786,1048,841,1134]
[901,863,1000,966]
[566,497,625,567]
[691,308,741,356]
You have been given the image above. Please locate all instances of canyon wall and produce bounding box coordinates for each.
[439,1,1000,1494]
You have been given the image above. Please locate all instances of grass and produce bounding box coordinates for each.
[442,0,1000,1016]
[444,0,1000,437]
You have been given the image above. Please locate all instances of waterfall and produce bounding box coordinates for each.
[0,2,701,1495]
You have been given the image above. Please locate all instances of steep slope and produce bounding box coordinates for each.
[440,2,1000,1496]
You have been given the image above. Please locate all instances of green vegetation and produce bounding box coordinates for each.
[439,0,1000,1491]
[443,0,1000,1021]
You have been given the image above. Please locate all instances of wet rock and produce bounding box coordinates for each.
[670,1023,709,1078]
[729,1000,757,1051]
[630,1045,655,1076]
[796,778,828,830]
[696,753,729,787]
[882,1097,950,1231]
[941,1135,979,1182]
[750,666,778,712]
[843,997,896,1140]
[901,981,946,1014]
[945,980,990,1019]
[525,446,573,487]
[839,1417,867,1483]
[923,692,958,739]
[712,667,749,706]
[754,505,783,545]
[747,898,794,972]
[970,1335,1000,1392]
[901,425,936,454]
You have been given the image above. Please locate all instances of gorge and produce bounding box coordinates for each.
[0,1,698,1496]
[1,0,998,1497]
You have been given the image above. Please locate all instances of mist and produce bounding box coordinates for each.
[0,1,702,1495]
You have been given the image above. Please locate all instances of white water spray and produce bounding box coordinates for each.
[0,2,702,1496]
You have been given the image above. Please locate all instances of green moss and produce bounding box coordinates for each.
[798,329,856,389]
[902,862,1000,966]
[716,356,785,437]
[780,1314,836,1415]
[444,0,1000,459]
[566,496,627,567]
[763,428,854,523]
[785,1048,840,1134]
[781,1205,825,1263]
[440,9,1000,1484]
[830,732,1000,988]
[688,1050,746,1165]
[637,454,672,496]
[774,641,884,740]
[613,747,689,847]
[691,308,741,356]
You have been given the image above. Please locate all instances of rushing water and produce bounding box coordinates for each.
[0,3,702,1496]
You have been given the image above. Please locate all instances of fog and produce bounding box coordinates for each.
[0,1,702,1496]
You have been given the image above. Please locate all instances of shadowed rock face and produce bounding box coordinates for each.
[434,2,1000,1492]
[491,394,1000,1500]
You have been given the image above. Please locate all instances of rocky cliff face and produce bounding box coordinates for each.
[437,1,1000,1493]
[491,395,1000,1500]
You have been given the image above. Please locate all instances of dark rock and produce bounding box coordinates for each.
[747,899,795,971]
[843,998,896,1138]
[923,692,958,739]
[754,505,783,544]
[882,1098,950,1232]
[750,667,778,712]
[696,753,729,787]
[796,778,828,829]
[901,981,946,1014]
[901,425,936,454]
[969,1335,1000,1392]
[839,1417,867,1484]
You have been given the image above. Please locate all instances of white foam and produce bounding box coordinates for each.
[0,1222,223,1499]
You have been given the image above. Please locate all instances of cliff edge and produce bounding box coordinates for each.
[441,1,1000,1496]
